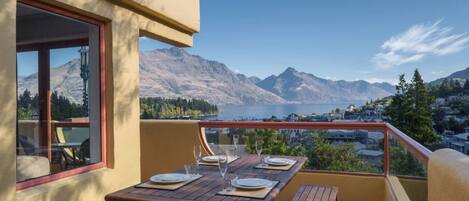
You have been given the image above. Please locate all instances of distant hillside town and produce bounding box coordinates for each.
[256,70,469,156]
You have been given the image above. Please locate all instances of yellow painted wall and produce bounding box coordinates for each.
[140,120,209,181]
[0,1,18,200]
[111,0,200,33]
[384,176,411,201]
[275,172,385,201]
[39,0,196,47]
[0,0,199,201]
[428,149,469,201]
[398,178,427,201]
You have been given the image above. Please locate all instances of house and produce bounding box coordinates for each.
[1,1,469,201]
[346,104,357,112]
[447,133,469,155]
[1,0,200,200]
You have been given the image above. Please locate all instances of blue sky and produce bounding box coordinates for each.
[18,1,469,84]
[17,47,81,76]
[141,0,469,84]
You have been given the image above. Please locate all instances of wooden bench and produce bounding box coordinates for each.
[292,185,338,201]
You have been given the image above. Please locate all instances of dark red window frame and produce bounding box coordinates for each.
[16,0,107,190]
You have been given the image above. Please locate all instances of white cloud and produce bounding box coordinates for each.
[372,20,469,69]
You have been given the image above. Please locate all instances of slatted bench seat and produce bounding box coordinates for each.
[292,185,338,201]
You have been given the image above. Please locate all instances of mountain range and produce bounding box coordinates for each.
[140,48,395,105]
[429,67,469,85]
[18,59,84,103]
[256,67,395,104]
[19,47,401,105]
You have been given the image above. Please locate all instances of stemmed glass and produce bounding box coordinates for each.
[218,152,229,191]
[233,134,239,157]
[193,145,202,176]
[255,137,264,165]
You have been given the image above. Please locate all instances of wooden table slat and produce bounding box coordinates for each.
[305,186,318,201]
[105,155,306,201]
[293,185,338,201]
[328,187,338,201]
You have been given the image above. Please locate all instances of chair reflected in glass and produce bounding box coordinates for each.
[52,126,90,170]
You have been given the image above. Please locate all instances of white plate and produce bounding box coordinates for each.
[202,155,222,163]
[231,178,271,190]
[150,173,191,184]
[265,158,293,166]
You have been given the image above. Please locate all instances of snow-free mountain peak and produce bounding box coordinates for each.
[19,48,396,105]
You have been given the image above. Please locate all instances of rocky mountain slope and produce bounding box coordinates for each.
[430,67,469,85]
[257,67,395,104]
[139,48,287,105]
[18,48,396,105]
[18,59,85,104]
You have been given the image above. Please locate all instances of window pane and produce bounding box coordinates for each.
[16,3,102,182]
[17,51,43,171]
[50,45,101,173]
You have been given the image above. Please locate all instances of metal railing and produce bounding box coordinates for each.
[198,121,431,176]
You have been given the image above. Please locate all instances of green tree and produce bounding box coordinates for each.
[385,69,440,146]
[139,97,218,119]
[243,129,306,156]
[454,80,463,94]
[390,146,426,176]
[432,108,446,134]
[384,75,412,132]
[308,133,378,173]
[243,129,378,173]
[50,92,85,120]
[17,89,34,120]
[408,69,439,145]
[17,107,33,120]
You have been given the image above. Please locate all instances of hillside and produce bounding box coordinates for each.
[256,67,395,104]
[18,48,396,105]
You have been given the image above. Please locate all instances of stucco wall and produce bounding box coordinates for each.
[384,176,411,201]
[111,0,200,33]
[0,1,18,200]
[0,0,199,200]
[38,0,196,47]
[398,177,427,201]
[428,149,469,201]
[140,120,209,181]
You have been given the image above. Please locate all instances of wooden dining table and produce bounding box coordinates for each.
[105,155,307,201]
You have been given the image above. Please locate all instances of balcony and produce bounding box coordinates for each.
[137,120,469,201]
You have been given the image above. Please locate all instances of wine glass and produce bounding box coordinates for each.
[218,153,229,191]
[255,138,264,165]
[233,134,239,157]
[193,145,202,175]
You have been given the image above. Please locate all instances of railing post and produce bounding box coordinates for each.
[383,126,390,176]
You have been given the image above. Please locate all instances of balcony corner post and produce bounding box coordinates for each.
[383,125,390,176]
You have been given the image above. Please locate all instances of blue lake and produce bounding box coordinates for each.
[206,103,363,120]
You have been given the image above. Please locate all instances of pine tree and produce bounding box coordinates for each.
[408,69,439,145]
[454,80,463,94]
[384,74,412,132]
[385,70,440,146]
[439,79,451,97]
